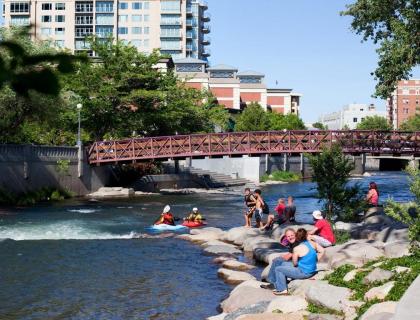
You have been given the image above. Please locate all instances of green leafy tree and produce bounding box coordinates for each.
[308,144,364,221]
[312,122,327,130]
[234,102,270,132]
[341,1,420,99]
[400,115,420,131]
[356,115,392,130]
[385,165,420,253]
[268,113,306,130]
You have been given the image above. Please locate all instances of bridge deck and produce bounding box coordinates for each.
[87,130,420,165]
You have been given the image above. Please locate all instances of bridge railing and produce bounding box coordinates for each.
[87,130,420,164]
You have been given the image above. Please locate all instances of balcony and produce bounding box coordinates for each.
[186,31,197,39]
[202,48,211,57]
[202,23,210,33]
[201,1,208,10]
[201,36,210,45]
[160,20,182,26]
[75,17,93,25]
[186,6,192,15]
[186,19,197,28]
[201,12,211,22]
[160,32,182,38]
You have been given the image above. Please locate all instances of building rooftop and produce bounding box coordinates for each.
[237,70,265,77]
[267,88,293,93]
[207,64,238,71]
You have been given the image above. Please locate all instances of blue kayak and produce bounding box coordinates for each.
[149,224,188,231]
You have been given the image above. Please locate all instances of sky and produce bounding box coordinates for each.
[1,0,418,123]
[208,0,420,123]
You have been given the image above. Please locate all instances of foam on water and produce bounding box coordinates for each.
[67,209,100,214]
[0,221,140,241]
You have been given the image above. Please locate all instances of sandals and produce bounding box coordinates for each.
[272,289,289,296]
[260,283,274,289]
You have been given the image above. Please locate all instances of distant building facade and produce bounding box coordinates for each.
[173,58,301,114]
[387,79,420,129]
[319,104,386,130]
[2,0,210,60]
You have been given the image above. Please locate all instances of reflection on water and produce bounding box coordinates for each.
[0,172,412,319]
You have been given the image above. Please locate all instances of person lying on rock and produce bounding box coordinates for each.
[184,207,203,222]
[261,228,300,290]
[267,228,325,295]
[154,205,175,226]
[308,210,336,247]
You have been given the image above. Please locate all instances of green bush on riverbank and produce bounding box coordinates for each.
[0,187,74,206]
[261,170,301,183]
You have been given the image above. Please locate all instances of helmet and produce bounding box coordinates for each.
[193,207,198,213]
[163,205,171,213]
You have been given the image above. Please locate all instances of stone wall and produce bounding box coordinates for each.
[0,144,113,196]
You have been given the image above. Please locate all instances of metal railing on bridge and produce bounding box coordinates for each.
[87,130,420,165]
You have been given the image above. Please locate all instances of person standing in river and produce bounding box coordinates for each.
[285,196,296,222]
[253,189,267,228]
[244,188,257,228]
[366,182,379,207]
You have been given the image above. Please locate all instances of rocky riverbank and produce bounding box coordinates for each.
[177,208,418,320]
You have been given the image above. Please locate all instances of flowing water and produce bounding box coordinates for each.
[0,172,413,319]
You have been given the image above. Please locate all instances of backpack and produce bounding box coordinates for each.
[262,202,270,215]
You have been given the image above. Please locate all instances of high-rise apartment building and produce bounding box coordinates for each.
[2,0,210,60]
[387,79,420,129]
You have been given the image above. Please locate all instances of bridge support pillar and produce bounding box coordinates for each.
[409,157,419,169]
[185,157,192,168]
[300,153,304,176]
[78,144,83,178]
[361,153,366,174]
[174,159,179,174]
[283,154,288,171]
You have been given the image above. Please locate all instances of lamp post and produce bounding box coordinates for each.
[76,103,82,146]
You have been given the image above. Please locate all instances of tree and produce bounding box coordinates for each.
[341,1,420,99]
[234,102,270,132]
[400,115,420,131]
[268,113,306,130]
[356,115,392,130]
[307,144,364,221]
[312,122,327,130]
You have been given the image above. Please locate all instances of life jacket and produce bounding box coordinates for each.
[162,213,175,225]
[244,194,256,208]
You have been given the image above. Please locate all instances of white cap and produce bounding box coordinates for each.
[312,210,323,220]
[193,207,198,212]
[163,205,171,213]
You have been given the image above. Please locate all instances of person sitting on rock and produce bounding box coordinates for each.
[270,228,325,295]
[262,198,286,230]
[285,196,296,222]
[243,188,257,228]
[366,181,379,207]
[155,205,175,226]
[260,228,300,289]
[308,210,336,247]
[184,207,203,222]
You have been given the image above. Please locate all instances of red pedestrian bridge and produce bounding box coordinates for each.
[87,130,420,165]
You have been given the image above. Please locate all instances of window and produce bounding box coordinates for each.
[118,2,128,9]
[76,16,93,24]
[95,14,114,25]
[144,27,149,34]
[144,14,149,22]
[144,1,150,9]
[41,27,51,35]
[76,2,93,12]
[10,15,30,26]
[118,15,128,22]
[161,14,181,25]
[132,27,142,34]
[161,40,181,50]
[161,27,181,37]
[118,27,128,35]
[144,39,149,47]
[75,27,93,37]
[41,15,51,22]
[132,2,142,10]
[54,40,65,48]
[96,1,113,13]
[75,40,90,50]
[96,26,113,37]
[132,14,142,22]
[404,108,409,114]
[55,27,65,35]
[55,3,65,10]
[353,117,358,123]
[10,2,30,13]
[41,3,52,10]
[55,15,65,22]
[161,0,180,12]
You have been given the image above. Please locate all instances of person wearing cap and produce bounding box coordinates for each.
[155,205,175,226]
[308,210,336,247]
[184,207,203,223]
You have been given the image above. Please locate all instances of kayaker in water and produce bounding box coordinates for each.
[155,205,175,226]
[184,207,203,223]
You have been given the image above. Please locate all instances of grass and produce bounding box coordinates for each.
[335,230,352,245]
[261,170,301,183]
[0,187,74,206]
[307,302,344,316]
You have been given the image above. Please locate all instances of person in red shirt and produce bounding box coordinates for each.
[155,205,175,226]
[366,182,379,207]
[308,210,335,247]
[262,198,286,230]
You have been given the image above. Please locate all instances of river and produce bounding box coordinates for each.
[0,172,413,319]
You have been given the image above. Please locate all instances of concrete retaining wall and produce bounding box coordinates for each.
[0,144,113,196]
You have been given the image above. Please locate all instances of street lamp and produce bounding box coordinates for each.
[76,103,82,146]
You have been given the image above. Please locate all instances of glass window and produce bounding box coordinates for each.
[118,15,128,22]
[132,2,142,10]
[161,40,181,50]
[132,27,142,34]
[144,27,149,34]
[10,15,30,26]
[96,26,113,37]
[75,27,93,37]
[10,2,30,13]
[144,1,150,9]
[118,2,128,9]
[118,27,128,35]
[55,27,65,35]
[41,27,51,35]
[132,14,142,22]
[131,40,142,48]
[161,0,180,12]
[161,14,181,25]
[161,27,181,37]
[55,15,65,22]
[76,15,93,24]
[96,1,113,13]
[144,39,149,47]
[353,118,357,123]
[55,3,65,10]
[95,13,114,25]
[76,2,93,12]
[42,3,52,10]
[55,40,65,48]
[41,15,51,22]
[75,40,90,50]
[144,14,149,22]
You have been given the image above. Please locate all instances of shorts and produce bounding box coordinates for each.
[245,206,255,217]
[255,208,263,222]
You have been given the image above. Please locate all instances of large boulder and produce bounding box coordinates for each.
[270,224,313,242]
[88,187,134,198]
[364,281,395,301]
[236,313,306,320]
[230,280,267,296]
[204,245,242,256]
[222,259,255,271]
[222,227,263,246]
[360,301,397,320]
[335,221,361,232]
[307,314,344,320]
[253,248,288,264]
[207,314,227,320]
[188,232,226,243]
[217,268,256,285]
[393,275,420,320]
[363,268,393,284]
[202,240,237,248]
[288,279,315,297]
[220,285,276,313]
[375,226,408,243]
[266,295,308,313]
[224,301,271,320]
[243,236,280,252]
[190,227,224,235]
[383,241,410,258]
